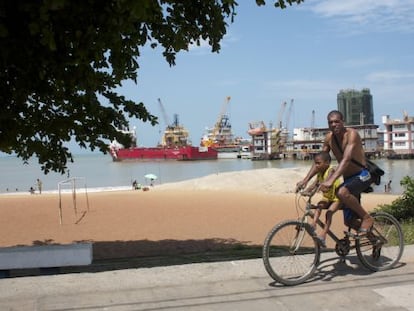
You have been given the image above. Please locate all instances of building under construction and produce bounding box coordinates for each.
[247,100,293,160]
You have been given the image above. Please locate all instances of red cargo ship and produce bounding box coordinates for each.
[109,113,218,161]
[110,145,217,161]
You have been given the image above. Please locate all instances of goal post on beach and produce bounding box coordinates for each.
[58,177,90,225]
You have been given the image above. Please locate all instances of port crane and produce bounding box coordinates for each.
[274,98,294,154]
[158,98,172,128]
[284,99,294,133]
[157,98,189,147]
[201,96,233,147]
[275,99,294,130]
[213,96,231,137]
[310,109,315,139]
[276,101,287,129]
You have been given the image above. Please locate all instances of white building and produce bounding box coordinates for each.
[382,114,414,159]
[288,124,379,159]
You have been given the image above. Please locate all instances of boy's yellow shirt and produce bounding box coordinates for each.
[317,165,342,202]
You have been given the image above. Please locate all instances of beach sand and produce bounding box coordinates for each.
[0,168,398,260]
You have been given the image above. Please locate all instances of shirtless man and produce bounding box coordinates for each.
[297,110,374,233]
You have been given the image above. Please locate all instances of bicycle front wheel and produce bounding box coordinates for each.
[356,211,404,271]
[262,220,320,286]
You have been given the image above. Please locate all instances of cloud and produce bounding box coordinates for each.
[304,0,414,33]
[366,70,414,82]
[265,79,342,98]
[188,32,239,54]
[309,0,398,17]
[187,38,211,53]
[216,79,240,87]
[342,57,383,68]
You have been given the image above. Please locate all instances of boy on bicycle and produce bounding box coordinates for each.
[303,151,342,247]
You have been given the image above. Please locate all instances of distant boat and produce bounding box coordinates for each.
[109,114,217,161]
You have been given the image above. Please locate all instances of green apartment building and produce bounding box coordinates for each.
[337,88,374,125]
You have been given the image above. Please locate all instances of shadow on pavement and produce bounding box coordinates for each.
[267,254,407,287]
[1,238,264,278]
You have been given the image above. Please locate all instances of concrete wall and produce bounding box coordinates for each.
[0,243,92,270]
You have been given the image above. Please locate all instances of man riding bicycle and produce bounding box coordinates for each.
[297,110,374,234]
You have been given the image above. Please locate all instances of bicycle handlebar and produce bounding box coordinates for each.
[297,186,319,198]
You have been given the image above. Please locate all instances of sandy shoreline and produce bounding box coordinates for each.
[0,168,399,259]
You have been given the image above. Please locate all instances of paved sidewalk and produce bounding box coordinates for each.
[0,245,413,310]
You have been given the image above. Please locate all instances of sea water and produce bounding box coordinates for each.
[0,153,411,195]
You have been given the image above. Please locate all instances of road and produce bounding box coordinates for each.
[0,245,413,311]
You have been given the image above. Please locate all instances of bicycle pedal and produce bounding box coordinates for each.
[343,231,358,239]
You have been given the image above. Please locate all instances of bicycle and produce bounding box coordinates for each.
[262,188,404,286]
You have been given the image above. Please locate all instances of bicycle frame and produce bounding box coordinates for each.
[297,190,399,259]
[297,191,357,258]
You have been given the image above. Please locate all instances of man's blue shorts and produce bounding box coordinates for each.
[340,169,372,222]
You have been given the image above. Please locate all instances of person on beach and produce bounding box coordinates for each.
[385,180,392,193]
[297,110,374,234]
[132,180,142,190]
[302,151,342,247]
[36,178,42,194]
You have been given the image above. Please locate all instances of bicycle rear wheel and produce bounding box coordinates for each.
[262,220,320,286]
[356,211,404,271]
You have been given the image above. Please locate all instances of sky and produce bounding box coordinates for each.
[115,0,414,149]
